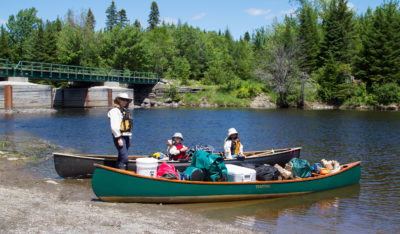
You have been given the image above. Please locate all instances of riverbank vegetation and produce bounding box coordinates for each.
[0,0,399,108]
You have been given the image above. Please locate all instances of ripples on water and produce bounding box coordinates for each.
[1,108,399,232]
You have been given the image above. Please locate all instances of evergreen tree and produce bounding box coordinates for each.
[298,1,320,73]
[0,25,11,59]
[134,19,141,29]
[30,22,46,61]
[317,0,356,104]
[105,1,118,31]
[86,8,96,31]
[320,0,356,64]
[118,9,129,28]
[355,1,400,88]
[243,32,250,42]
[43,19,61,63]
[148,1,160,30]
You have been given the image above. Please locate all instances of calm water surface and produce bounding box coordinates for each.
[1,108,399,233]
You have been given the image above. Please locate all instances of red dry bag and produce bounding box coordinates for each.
[156,162,180,180]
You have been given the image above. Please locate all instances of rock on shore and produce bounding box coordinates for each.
[250,93,277,109]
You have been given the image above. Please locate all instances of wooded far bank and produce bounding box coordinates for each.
[1,0,400,108]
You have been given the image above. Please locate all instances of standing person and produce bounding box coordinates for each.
[108,93,133,169]
[224,128,244,159]
[168,132,188,161]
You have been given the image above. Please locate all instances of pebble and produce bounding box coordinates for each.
[45,180,58,185]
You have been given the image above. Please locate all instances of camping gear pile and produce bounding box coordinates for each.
[153,150,342,182]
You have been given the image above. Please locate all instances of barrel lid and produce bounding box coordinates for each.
[136,158,158,163]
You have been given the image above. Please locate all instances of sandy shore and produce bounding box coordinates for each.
[0,158,254,233]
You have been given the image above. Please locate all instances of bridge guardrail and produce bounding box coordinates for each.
[14,61,109,82]
[1,58,160,84]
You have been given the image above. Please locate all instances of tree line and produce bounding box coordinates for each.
[0,0,399,107]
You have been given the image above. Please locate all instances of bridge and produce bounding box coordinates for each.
[0,58,162,110]
[0,58,160,84]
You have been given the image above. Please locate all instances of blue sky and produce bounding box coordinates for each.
[0,0,384,39]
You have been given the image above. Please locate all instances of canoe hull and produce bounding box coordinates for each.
[54,148,301,179]
[92,162,361,204]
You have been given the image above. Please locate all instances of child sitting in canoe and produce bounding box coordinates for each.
[224,128,244,159]
[167,132,188,161]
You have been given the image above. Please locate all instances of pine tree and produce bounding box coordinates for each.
[298,1,320,73]
[320,0,356,64]
[243,32,250,42]
[317,0,356,104]
[0,25,11,59]
[106,1,118,31]
[118,9,129,28]
[355,1,400,88]
[43,20,61,63]
[32,22,46,61]
[86,8,96,31]
[134,19,141,29]
[148,1,160,30]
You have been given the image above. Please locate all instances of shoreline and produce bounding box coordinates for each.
[1,103,399,114]
[0,154,255,233]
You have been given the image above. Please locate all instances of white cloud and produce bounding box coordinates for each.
[192,12,206,21]
[347,2,355,10]
[162,17,178,25]
[245,8,272,16]
[0,19,7,25]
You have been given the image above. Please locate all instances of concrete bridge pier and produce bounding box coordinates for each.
[53,82,134,109]
[0,77,53,110]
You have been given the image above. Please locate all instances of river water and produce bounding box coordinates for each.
[1,108,399,233]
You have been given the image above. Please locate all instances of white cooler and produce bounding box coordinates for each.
[226,164,256,182]
[136,158,158,177]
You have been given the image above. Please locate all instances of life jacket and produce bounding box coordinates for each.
[119,107,133,134]
[230,139,241,155]
[171,144,187,161]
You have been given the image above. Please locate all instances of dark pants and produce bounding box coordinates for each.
[113,136,130,169]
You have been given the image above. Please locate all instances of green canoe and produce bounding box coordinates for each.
[92,161,361,204]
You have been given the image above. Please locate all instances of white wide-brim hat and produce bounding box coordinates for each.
[172,132,184,140]
[116,93,133,100]
[228,128,238,137]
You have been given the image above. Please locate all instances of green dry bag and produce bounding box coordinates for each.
[183,166,204,181]
[288,158,312,178]
[191,150,228,182]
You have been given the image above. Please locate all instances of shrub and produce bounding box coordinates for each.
[374,83,400,105]
[165,85,181,102]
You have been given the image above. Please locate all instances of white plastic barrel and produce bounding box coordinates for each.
[136,158,158,177]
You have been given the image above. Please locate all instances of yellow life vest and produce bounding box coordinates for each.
[119,108,132,132]
[230,139,241,155]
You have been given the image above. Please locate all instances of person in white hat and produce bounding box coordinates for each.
[107,92,133,169]
[224,128,244,159]
[167,132,188,161]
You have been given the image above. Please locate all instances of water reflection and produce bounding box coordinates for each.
[177,184,360,232]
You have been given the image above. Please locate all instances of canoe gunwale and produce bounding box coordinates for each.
[94,161,361,185]
[53,147,302,162]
